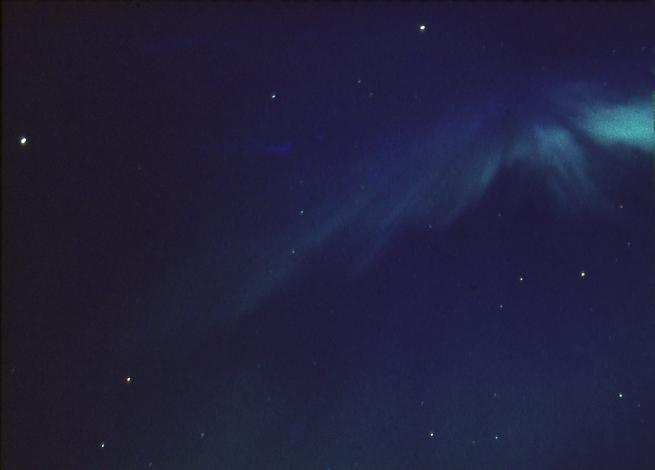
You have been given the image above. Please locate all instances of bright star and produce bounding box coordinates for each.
[419,24,427,32]
[19,136,27,145]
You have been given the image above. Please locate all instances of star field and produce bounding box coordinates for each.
[2,3,655,470]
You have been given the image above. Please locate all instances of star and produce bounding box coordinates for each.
[271,93,277,101]
[418,24,427,32]
[124,376,132,384]
[579,270,586,278]
[19,136,28,145]
[99,441,106,448]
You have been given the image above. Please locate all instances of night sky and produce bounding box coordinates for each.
[3,3,655,469]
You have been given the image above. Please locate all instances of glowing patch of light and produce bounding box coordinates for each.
[576,100,654,152]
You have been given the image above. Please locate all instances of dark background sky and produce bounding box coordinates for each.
[3,3,655,469]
